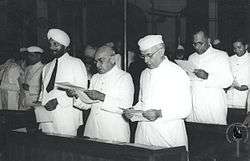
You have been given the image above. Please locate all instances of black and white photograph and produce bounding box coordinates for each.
[0,0,250,161]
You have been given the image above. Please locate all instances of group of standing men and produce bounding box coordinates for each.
[1,27,250,151]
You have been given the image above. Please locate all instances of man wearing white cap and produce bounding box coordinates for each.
[124,35,192,150]
[186,29,233,125]
[38,28,88,136]
[19,46,44,110]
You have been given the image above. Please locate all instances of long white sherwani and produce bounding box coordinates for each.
[38,53,88,136]
[74,65,134,142]
[20,62,44,109]
[134,57,192,150]
[0,59,23,110]
[186,46,233,125]
[227,52,250,109]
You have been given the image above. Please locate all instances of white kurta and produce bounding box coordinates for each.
[0,60,23,110]
[227,53,250,109]
[20,62,44,109]
[74,65,134,142]
[134,57,192,150]
[39,53,88,136]
[186,47,233,125]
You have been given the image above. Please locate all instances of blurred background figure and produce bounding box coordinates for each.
[175,44,186,60]
[0,51,24,110]
[212,38,225,51]
[19,46,44,110]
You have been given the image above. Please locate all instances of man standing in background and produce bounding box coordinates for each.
[186,29,233,125]
[19,46,44,110]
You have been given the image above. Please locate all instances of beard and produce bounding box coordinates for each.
[51,48,67,58]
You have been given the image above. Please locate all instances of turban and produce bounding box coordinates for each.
[138,35,164,51]
[47,29,70,47]
[27,46,44,54]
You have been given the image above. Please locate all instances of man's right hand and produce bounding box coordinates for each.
[66,89,78,98]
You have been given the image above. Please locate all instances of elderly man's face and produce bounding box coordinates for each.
[193,31,210,55]
[139,44,164,69]
[49,39,66,58]
[94,46,115,74]
[233,41,247,57]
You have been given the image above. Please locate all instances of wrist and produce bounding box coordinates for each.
[157,110,162,118]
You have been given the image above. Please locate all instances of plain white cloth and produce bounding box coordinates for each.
[186,47,233,125]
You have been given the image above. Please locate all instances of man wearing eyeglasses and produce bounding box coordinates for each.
[70,45,134,142]
[124,35,192,150]
[186,29,233,125]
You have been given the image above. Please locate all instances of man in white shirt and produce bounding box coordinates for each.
[124,35,192,150]
[0,57,23,110]
[70,45,134,142]
[227,38,250,109]
[38,28,88,136]
[186,29,233,125]
[19,46,44,110]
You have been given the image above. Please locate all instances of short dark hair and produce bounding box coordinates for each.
[232,37,247,45]
[192,27,209,39]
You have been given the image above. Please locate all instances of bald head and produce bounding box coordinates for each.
[94,45,116,74]
[95,46,115,57]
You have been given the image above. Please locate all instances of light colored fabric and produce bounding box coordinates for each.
[47,29,70,47]
[38,53,88,136]
[74,65,134,142]
[227,53,250,109]
[27,46,44,53]
[0,60,23,110]
[186,46,233,125]
[133,57,192,150]
[20,62,44,109]
[138,35,163,51]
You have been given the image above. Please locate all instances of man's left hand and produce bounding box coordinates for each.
[44,98,58,111]
[193,69,208,79]
[142,109,162,121]
[84,90,105,101]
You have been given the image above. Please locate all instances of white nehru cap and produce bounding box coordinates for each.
[47,28,70,47]
[138,35,164,51]
[177,44,184,50]
[27,46,44,53]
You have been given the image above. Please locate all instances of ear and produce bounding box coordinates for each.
[245,44,248,50]
[110,54,117,64]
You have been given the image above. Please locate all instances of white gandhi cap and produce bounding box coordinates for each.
[138,35,164,51]
[27,46,44,54]
[47,28,70,47]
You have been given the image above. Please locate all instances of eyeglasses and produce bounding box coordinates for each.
[139,47,163,59]
[192,42,206,47]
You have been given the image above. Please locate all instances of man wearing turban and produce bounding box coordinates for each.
[124,35,192,150]
[38,29,88,136]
